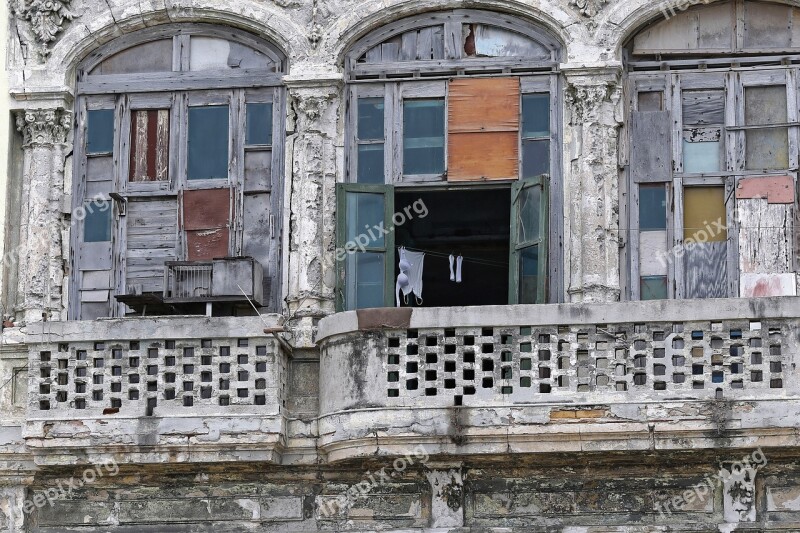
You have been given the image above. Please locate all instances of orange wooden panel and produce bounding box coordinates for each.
[448,77,520,133]
[182,188,230,230]
[186,228,230,260]
[448,131,519,181]
[736,175,794,204]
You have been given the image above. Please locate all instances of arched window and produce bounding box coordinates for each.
[338,10,563,310]
[71,25,286,320]
[624,0,800,302]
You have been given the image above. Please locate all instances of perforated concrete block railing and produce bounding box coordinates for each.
[380,318,797,406]
[25,317,288,417]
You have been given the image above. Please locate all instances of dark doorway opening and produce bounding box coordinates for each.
[395,187,510,308]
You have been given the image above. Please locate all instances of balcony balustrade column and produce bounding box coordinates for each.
[12,106,71,325]
[562,65,623,303]
[284,74,342,345]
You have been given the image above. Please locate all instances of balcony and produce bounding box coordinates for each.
[24,315,288,465]
[317,297,800,462]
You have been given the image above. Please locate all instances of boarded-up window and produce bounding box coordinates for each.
[683,186,728,299]
[182,188,231,260]
[448,78,520,181]
[129,110,170,182]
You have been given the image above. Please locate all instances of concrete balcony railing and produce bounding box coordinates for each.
[24,316,288,464]
[317,298,800,462]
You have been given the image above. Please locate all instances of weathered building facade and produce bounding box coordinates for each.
[1,0,800,530]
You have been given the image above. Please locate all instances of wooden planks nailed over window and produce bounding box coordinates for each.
[129,110,170,182]
[447,77,520,181]
[182,188,232,260]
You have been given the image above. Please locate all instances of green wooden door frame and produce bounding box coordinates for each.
[335,183,395,311]
[509,176,549,304]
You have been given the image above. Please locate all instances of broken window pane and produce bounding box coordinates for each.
[90,39,172,75]
[639,184,667,231]
[188,106,229,180]
[129,109,170,181]
[357,144,384,184]
[463,24,549,59]
[641,276,668,300]
[403,99,445,175]
[87,109,115,155]
[246,103,273,146]
[682,90,724,125]
[638,91,663,112]
[518,184,541,244]
[83,202,112,242]
[522,94,550,137]
[346,192,384,247]
[346,252,385,310]
[190,37,270,71]
[522,139,549,178]
[358,98,384,140]
[518,245,539,304]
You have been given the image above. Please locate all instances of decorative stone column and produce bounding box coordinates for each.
[562,65,623,303]
[13,107,71,325]
[284,73,342,346]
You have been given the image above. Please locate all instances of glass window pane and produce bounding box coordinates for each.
[745,86,787,126]
[683,140,721,173]
[639,184,667,231]
[87,109,115,154]
[357,144,385,184]
[522,94,550,137]
[358,98,384,141]
[346,192,385,247]
[522,139,549,178]
[638,91,663,112]
[641,276,668,300]
[84,203,112,242]
[518,245,539,304]
[346,252,385,309]
[403,99,445,175]
[188,106,229,180]
[746,128,789,170]
[684,187,727,242]
[246,103,273,146]
[517,184,541,244]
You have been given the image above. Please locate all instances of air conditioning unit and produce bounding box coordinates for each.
[164,257,263,305]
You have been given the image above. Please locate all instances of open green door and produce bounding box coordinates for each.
[336,183,395,311]
[510,176,549,304]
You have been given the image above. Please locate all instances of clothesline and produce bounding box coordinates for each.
[399,246,508,269]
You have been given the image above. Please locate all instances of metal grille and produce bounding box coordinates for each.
[165,262,212,299]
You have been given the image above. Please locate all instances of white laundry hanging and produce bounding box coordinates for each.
[449,254,463,283]
[396,247,425,307]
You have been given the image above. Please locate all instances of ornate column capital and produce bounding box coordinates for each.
[14,108,71,147]
[285,72,343,135]
[562,64,623,124]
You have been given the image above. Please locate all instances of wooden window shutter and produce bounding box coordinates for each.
[448,77,520,181]
[630,111,672,183]
[182,188,232,260]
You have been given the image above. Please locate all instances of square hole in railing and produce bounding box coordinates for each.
[596,341,608,350]
[520,376,531,387]
[730,345,744,357]
[615,382,627,391]
[501,351,512,363]
[463,335,474,346]
[238,371,249,381]
[463,369,475,380]
[712,371,723,383]
[147,382,157,392]
[164,389,176,400]
[164,356,176,367]
[652,331,665,342]
[539,350,551,361]
[388,372,399,383]
[482,343,494,354]
[482,359,494,372]
[673,324,684,333]
[520,358,532,371]
[110,398,122,408]
[558,357,570,370]
[557,375,569,387]
[751,352,762,365]
[237,354,248,365]
[520,326,532,336]
[464,386,476,395]
[255,395,266,405]
[577,332,589,343]
[501,367,512,379]
[407,344,419,356]
[148,348,158,358]
[443,344,456,355]
[425,388,437,396]
[93,342,105,351]
[731,380,743,389]
[520,342,532,353]
[501,334,513,345]
[57,373,68,386]
[388,337,400,348]
[730,329,742,339]
[750,338,762,348]
[129,357,140,367]
[183,381,193,392]
[770,345,782,356]
[93,390,104,401]
[634,340,646,351]
[596,375,609,386]
[219,363,231,373]
[165,340,176,349]
[201,372,213,383]
[770,378,783,389]
[40,367,51,378]
[75,399,86,410]
[93,375,103,385]
[426,353,438,364]
[654,364,666,376]
[407,329,418,339]
[388,389,399,398]
[76,350,88,361]
[770,361,783,373]
[425,370,437,381]
[539,367,551,379]
[182,364,194,374]
[129,341,140,351]
[146,365,157,376]
[444,379,456,389]
[256,362,267,372]
[539,334,551,344]
[692,381,704,390]
[596,358,609,370]
[406,379,418,390]
[110,382,122,393]
[58,343,68,353]
[237,388,248,398]
[710,337,723,349]
[220,346,231,357]
[255,379,266,390]
[406,362,418,373]
[219,379,230,390]
[184,347,195,358]
[219,396,230,406]
[482,377,493,388]
[444,361,456,372]
[58,359,68,370]
[691,331,703,340]
[183,396,193,406]
[426,336,438,347]
[633,373,646,386]
[93,358,103,368]
[129,390,139,400]
[692,364,704,375]
[111,366,122,377]
[76,367,87,378]
[444,328,456,338]
[731,363,743,374]
[501,386,513,394]
[653,348,665,359]
[128,374,140,384]
[673,338,685,349]
[164,373,176,384]
[673,373,685,383]
[238,339,249,348]
[482,328,494,337]
[463,351,475,364]
[615,348,626,359]
[201,339,212,349]
[75,382,86,394]
[540,383,552,393]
